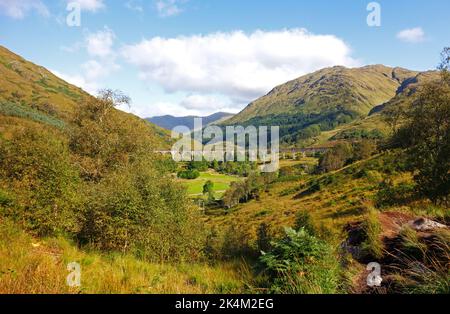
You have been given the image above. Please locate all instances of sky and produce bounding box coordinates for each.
[1,0,449,118]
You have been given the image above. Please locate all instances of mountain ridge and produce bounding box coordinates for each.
[147,111,234,131]
[223,64,429,145]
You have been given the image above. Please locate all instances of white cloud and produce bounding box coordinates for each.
[50,69,99,94]
[86,27,115,58]
[180,94,229,111]
[0,0,49,19]
[122,28,360,115]
[125,0,144,12]
[155,0,184,17]
[53,27,119,95]
[67,0,105,12]
[50,58,119,95]
[397,27,425,43]
[82,59,119,81]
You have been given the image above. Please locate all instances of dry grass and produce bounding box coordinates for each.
[0,219,254,294]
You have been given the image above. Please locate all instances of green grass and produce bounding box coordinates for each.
[179,171,242,198]
[0,102,65,129]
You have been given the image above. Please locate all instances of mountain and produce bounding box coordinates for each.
[0,45,170,148]
[147,112,234,131]
[224,65,421,144]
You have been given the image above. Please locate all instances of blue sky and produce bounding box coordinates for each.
[1,0,449,117]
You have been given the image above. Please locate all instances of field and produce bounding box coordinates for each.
[178,171,242,198]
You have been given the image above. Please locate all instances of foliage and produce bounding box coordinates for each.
[294,210,316,236]
[0,125,82,236]
[332,129,384,140]
[177,169,200,179]
[203,180,215,202]
[318,142,353,173]
[222,172,277,208]
[79,161,205,262]
[69,89,159,181]
[0,101,65,129]
[389,48,450,205]
[256,223,273,253]
[0,90,205,263]
[352,140,377,161]
[259,227,340,294]
[375,180,417,208]
[212,160,257,177]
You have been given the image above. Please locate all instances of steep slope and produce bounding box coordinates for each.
[0,45,170,148]
[306,70,441,147]
[225,65,419,144]
[369,70,440,115]
[147,111,234,131]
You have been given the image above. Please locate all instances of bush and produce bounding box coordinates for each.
[259,227,340,294]
[375,181,417,207]
[294,210,316,236]
[0,126,82,236]
[257,223,272,253]
[318,143,353,173]
[177,169,200,179]
[80,161,205,262]
[221,223,255,258]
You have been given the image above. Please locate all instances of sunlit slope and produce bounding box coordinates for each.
[0,45,171,148]
[223,65,423,145]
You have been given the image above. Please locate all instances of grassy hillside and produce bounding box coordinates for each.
[0,218,254,294]
[225,65,420,145]
[0,45,170,149]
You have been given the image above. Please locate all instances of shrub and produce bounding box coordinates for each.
[259,227,340,294]
[375,180,417,207]
[80,162,205,263]
[221,223,255,258]
[177,169,200,179]
[257,223,272,253]
[318,142,353,173]
[0,126,82,236]
[294,210,316,236]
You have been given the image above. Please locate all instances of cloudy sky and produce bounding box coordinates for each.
[1,0,449,117]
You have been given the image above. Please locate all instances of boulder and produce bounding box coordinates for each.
[408,218,447,231]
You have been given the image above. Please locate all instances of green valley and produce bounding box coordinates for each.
[0,44,448,296]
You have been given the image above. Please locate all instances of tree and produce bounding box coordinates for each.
[70,89,157,181]
[393,48,450,204]
[203,180,215,202]
[318,142,353,172]
[352,140,377,161]
[0,126,81,236]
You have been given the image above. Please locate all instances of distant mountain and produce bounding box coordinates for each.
[223,65,423,145]
[147,112,234,131]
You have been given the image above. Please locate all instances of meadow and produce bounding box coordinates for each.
[178,171,243,198]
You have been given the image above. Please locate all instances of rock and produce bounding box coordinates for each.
[409,218,447,231]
